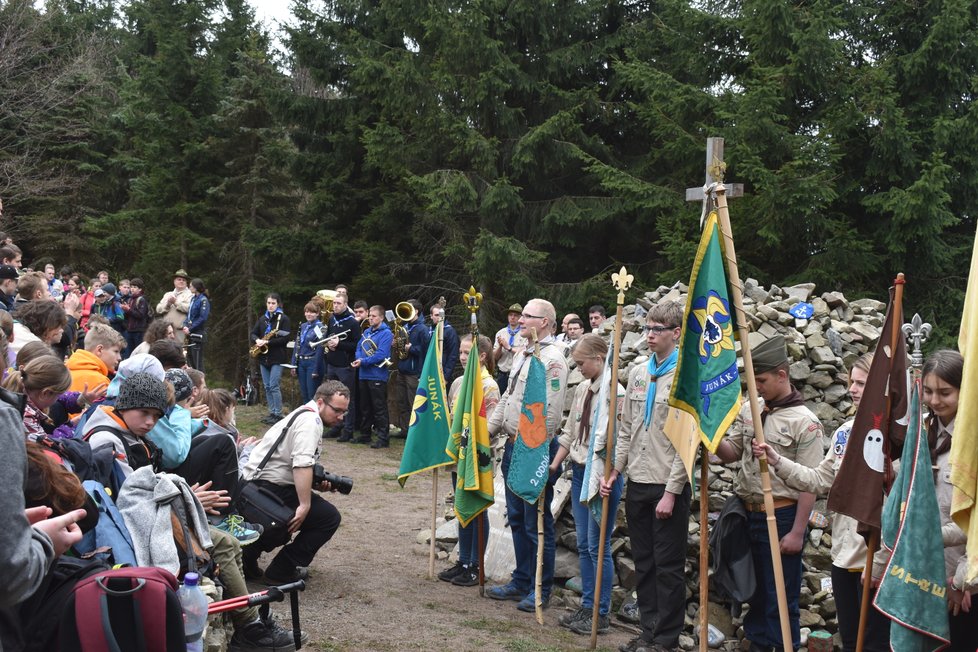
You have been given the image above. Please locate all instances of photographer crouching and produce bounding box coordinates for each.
[240,380,352,584]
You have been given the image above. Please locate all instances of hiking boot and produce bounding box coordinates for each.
[558,608,589,629]
[516,591,549,612]
[570,612,610,635]
[353,434,372,444]
[336,431,354,443]
[261,414,283,425]
[619,599,641,624]
[438,562,466,582]
[451,566,479,587]
[486,582,526,602]
[263,560,310,586]
[215,514,262,546]
[370,438,389,449]
[619,638,653,652]
[231,619,296,651]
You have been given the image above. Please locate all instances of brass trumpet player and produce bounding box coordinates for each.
[390,299,429,437]
[325,293,361,441]
[350,305,392,448]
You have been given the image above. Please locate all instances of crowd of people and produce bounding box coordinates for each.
[1,238,975,652]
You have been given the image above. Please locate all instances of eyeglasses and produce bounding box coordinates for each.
[324,403,349,416]
[643,325,678,334]
[520,312,545,320]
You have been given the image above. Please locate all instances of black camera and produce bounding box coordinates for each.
[313,464,353,495]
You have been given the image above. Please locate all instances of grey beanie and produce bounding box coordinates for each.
[116,372,169,415]
[165,368,193,403]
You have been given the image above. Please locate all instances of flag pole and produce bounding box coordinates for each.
[699,449,709,652]
[714,183,793,652]
[855,274,904,652]
[463,286,486,596]
[429,467,438,579]
[528,326,545,625]
[589,266,632,648]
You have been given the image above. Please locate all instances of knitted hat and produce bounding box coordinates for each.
[165,368,193,403]
[116,372,168,415]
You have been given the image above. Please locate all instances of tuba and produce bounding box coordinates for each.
[390,301,417,360]
[314,289,337,321]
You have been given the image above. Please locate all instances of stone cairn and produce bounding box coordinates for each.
[428,280,887,651]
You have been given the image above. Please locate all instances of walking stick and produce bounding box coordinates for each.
[590,266,631,648]
[699,448,709,652]
[429,466,438,580]
[715,184,793,652]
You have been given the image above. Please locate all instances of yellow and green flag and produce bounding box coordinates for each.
[668,209,741,453]
[445,343,493,526]
[874,377,950,651]
[397,322,452,486]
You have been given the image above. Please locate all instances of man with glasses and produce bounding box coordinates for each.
[601,301,690,652]
[241,380,350,584]
[487,298,568,612]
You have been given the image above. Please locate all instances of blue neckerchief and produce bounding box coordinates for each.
[263,309,282,336]
[301,320,322,347]
[506,325,519,346]
[644,348,678,428]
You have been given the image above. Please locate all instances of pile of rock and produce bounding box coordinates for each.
[428,280,887,650]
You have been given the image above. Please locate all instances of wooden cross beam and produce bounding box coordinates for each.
[684,137,744,203]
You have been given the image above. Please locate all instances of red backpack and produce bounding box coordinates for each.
[60,567,186,652]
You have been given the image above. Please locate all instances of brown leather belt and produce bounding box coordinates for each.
[744,498,797,512]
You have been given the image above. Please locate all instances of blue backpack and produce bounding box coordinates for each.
[75,480,138,566]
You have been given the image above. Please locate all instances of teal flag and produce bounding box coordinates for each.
[874,377,950,651]
[397,323,452,486]
[668,209,741,453]
[506,355,550,504]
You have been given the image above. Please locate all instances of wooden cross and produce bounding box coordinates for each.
[685,137,744,205]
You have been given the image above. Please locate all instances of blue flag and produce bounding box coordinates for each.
[506,356,550,504]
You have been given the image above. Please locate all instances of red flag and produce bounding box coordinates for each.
[826,286,908,530]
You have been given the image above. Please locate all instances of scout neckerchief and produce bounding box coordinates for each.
[644,348,678,428]
[263,308,282,336]
[505,324,520,347]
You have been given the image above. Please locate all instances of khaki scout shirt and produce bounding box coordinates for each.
[488,340,568,440]
[242,403,323,486]
[615,362,688,494]
[773,418,868,569]
[557,376,624,466]
[725,398,824,503]
[493,326,527,374]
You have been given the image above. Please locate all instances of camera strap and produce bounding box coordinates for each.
[252,407,315,479]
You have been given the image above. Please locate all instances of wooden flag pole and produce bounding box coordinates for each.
[855,274,904,652]
[714,184,793,652]
[699,449,709,652]
[528,326,545,625]
[463,287,486,597]
[429,467,438,579]
[589,266,632,648]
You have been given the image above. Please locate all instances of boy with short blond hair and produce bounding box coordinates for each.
[66,322,125,394]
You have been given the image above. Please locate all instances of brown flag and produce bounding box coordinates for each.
[826,287,908,530]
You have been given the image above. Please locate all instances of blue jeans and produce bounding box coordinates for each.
[297,359,320,404]
[500,438,559,596]
[746,505,803,650]
[570,462,622,615]
[260,363,283,416]
[123,331,143,360]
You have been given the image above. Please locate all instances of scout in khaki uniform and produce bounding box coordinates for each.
[715,334,824,652]
[603,301,690,652]
[492,303,527,395]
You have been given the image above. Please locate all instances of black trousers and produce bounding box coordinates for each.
[831,564,889,652]
[625,481,691,647]
[173,434,239,512]
[186,333,205,372]
[243,480,341,568]
[357,379,389,439]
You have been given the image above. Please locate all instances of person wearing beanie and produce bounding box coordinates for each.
[713,335,825,652]
[82,372,167,477]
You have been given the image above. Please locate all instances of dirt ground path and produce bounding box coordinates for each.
[238,406,637,652]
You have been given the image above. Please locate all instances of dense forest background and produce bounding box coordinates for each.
[2,0,976,384]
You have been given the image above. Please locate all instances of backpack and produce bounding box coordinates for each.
[13,556,110,652]
[170,508,216,580]
[36,434,125,494]
[74,480,138,567]
[60,567,186,652]
[84,424,163,473]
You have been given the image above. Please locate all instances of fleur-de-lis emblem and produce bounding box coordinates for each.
[612,266,633,302]
[463,286,482,314]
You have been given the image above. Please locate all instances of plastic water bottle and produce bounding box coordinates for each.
[177,572,208,652]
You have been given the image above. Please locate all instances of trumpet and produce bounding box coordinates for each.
[249,328,279,358]
[310,329,350,349]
